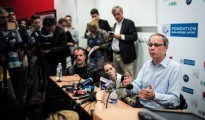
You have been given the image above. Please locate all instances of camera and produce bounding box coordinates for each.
[0,21,18,54]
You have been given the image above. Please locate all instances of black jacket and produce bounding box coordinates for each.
[113,18,138,64]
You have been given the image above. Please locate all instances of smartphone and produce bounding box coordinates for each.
[108,31,114,35]
[121,75,126,82]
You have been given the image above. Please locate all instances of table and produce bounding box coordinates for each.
[49,76,134,119]
[93,108,143,120]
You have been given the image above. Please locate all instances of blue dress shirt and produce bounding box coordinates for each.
[131,55,180,109]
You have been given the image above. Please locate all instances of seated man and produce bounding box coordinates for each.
[123,33,180,109]
[65,47,103,86]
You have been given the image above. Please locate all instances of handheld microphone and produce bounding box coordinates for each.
[57,56,77,82]
[77,77,93,89]
[118,84,133,90]
[76,67,102,89]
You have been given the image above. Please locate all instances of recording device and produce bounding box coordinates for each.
[118,84,133,90]
[121,74,126,82]
[6,21,17,31]
[100,77,113,90]
[77,77,93,90]
[108,31,114,35]
[38,32,54,51]
[76,92,96,105]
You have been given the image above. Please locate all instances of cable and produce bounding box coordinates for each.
[80,102,92,117]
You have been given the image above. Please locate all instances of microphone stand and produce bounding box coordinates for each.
[56,56,77,82]
[105,84,133,108]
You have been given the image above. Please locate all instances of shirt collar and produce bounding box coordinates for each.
[117,18,124,24]
[150,54,169,68]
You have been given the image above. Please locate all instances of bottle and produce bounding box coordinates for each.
[108,90,118,108]
[56,63,62,81]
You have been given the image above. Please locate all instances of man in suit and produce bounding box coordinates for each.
[85,8,111,36]
[109,6,138,77]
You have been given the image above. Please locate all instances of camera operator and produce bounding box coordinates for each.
[33,15,68,76]
[0,7,22,101]
[0,7,22,120]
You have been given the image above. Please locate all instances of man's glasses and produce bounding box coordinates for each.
[147,43,164,47]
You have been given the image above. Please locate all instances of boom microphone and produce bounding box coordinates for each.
[118,84,133,90]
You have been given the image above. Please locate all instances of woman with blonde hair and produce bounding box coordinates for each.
[85,18,109,66]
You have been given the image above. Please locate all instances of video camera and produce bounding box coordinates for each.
[0,21,18,54]
[38,30,54,51]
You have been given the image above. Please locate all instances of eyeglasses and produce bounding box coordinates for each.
[147,43,164,47]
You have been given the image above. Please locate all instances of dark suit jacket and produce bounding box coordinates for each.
[113,18,138,64]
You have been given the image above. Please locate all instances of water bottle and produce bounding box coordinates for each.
[56,63,62,81]
[108,90,118,108]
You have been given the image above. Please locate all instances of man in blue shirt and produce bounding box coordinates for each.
[123,33,180,109]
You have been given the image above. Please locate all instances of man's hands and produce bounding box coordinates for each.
[108,33,121,39]
[122,72,132,87]
[138,85,155,100]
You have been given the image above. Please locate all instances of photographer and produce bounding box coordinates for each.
[0,7,22,120]
[33,15,67,75]
[0,7,22,102]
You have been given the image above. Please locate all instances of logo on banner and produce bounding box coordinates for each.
[182,86,194,94]
[180,59,195,66]
[162,24,170,35]
[168,1,177,6]
[186,0,192,5]
[183,74,189,82]
[170,23,198,37]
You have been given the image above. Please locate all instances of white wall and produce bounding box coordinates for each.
[158,0,205,118]
[96,0,157,27]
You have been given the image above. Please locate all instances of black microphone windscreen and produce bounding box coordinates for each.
[99,72,109,79]
[126,84,133,90]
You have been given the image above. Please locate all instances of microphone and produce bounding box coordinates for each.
[105,84,134,108]
[76,67,103,89]
[73,92,96,110]
[77,92,96,104]
[57,56,77,82]
[72,93,91,100]
[77,77,93,90]
[118,84,133,90]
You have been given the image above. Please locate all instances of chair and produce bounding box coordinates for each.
[175,94,188,110]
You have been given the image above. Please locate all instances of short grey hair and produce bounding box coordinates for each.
[112,6,123,14]
[148,33,169,46]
